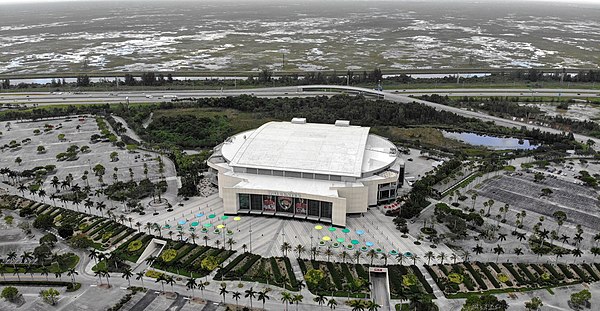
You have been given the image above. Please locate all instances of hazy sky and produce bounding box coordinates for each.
[1,0,600,2]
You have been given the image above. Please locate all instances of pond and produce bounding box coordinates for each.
[442,131,539,150]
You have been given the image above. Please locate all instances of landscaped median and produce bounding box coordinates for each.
[425,261,600,298]
[215,252,299,290]
[0,281,81,292]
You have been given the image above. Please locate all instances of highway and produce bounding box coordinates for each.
[1,85,599,145]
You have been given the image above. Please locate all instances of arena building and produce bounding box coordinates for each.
[207,118,404,226]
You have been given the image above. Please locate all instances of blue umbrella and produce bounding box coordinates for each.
[196,213,204,218]
[178,220,186,225]
[356,230,365,236]
[365,241,374,247]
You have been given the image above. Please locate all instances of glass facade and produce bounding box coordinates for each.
[238,194,333,222]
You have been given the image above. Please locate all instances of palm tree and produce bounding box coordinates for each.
[311,247,320,261]
[242,244,248,253]
[122,267,133,287]
[244,286,257,308]
[38,189,47,202]
[281,291,293,311]
[95,201,106,217]
[190,232,198,244]
[227,237,236,250]
[514,248,523,256]
[349,299,365,311]
[472,244,484,255]
[135,222,142,232]
[220,283,229,303]
[54,271,62,281]
[186,278,197,299]
[340,250,349,263]
[325,247,334,262]
[354,250,362,264]
[295,244,305,259]
[144,222,153,235]
[203,235,209,246]
[232,291,241,309]
[280,242,292,257]
[424,251,434,265]
[367,249,377,265]
[165,275,176,292]
[198,281,206,298]
[450,253,458,264]
[366,300,381,311]
[88,249,99,266]
[437,252,446,265]
[21,251,34,265]
[498,233,507,242]
[380,253,388,266]
[17,184,26,196]
[156,274,166,292]
[572,248,583,263]
[258,289,270,310]
[102,268,111,287]
[41,266,49,281]
[396,253,405,266]
[493,245,505,262]
[136,271,145,287]
[327,298,338,309]
[67,268,78,285]
[314,294,327,310]
[94,269,104,285]
[292,294,304,311]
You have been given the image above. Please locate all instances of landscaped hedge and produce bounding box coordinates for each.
[543,264,564,280]
[341,263,355,284]
[569,264,591,282]
[214,252,247,279]
[464,263,488,290]
[327,262,344,290]
[557,264,574,279]
[283,257,298,290]
[476,262,501,288]
[411,265,434,295]
[517,263,536,284]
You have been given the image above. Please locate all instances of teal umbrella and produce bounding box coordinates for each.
[163,224,171,229]
[221,215,229,221]
[189,227,195,232]
[204,223,213,228]
[351,239,359,245]
[208,214,216,219]
[328,227,336,232]
[191,221,199,227]
[337,238,345,243]
[342,228,350,234]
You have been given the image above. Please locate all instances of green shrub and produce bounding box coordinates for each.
[127,240,143,252]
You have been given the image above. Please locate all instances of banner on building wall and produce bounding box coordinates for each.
[277,196,293,212]
[262,195,276,212]
[294,198,307,215]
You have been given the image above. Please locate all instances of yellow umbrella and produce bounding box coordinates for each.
[315,225,323,230]
[233,217,241,221]
[217,224,226,229]
[322,236,331,241]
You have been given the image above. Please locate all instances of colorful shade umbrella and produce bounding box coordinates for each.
[342,228,351,234]
[208,214,216,219]
[178,220,186,225]
[314,225,323,230]
[177,225,183,231]
[356,230,365,235]
[163,224,171,229]
[189,227,195,232]
[233,217,241,221]
[365,241,374,247]
[337,238,345,243]
[322,236,331,241]
[351,239,360,245]
[389,250,398,255]
[196,213,204,218]
[191,221,199,227]
[204,223,213,228]
[217,224,225,229]
[328,227,336,232]
[221,215,229,221]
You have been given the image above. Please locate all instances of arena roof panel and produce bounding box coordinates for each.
[229,121,370,177]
